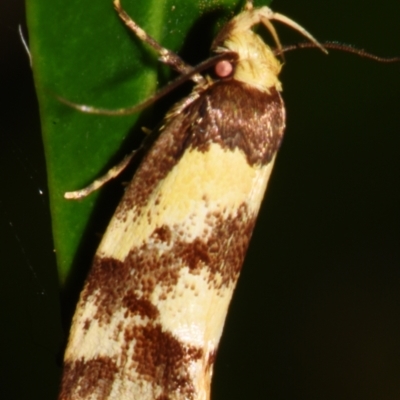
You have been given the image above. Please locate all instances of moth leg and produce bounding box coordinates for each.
[113,0,204,83]
[64,149,137,199]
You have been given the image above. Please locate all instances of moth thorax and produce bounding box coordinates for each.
[223,30,282,93]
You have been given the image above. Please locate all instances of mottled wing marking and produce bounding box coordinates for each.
[59,82,285,400]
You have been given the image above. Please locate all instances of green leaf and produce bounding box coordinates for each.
[26,0,271,284]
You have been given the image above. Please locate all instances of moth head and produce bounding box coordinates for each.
[211,6,326,93]
[214,27,282,92]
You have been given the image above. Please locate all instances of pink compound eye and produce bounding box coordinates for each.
[214,60,233,78]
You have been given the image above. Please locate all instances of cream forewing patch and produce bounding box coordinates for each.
[99,145,276,261]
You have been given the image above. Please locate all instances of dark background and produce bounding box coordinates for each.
[1,0,399,399]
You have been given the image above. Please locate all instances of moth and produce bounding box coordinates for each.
[58,0,331,399]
